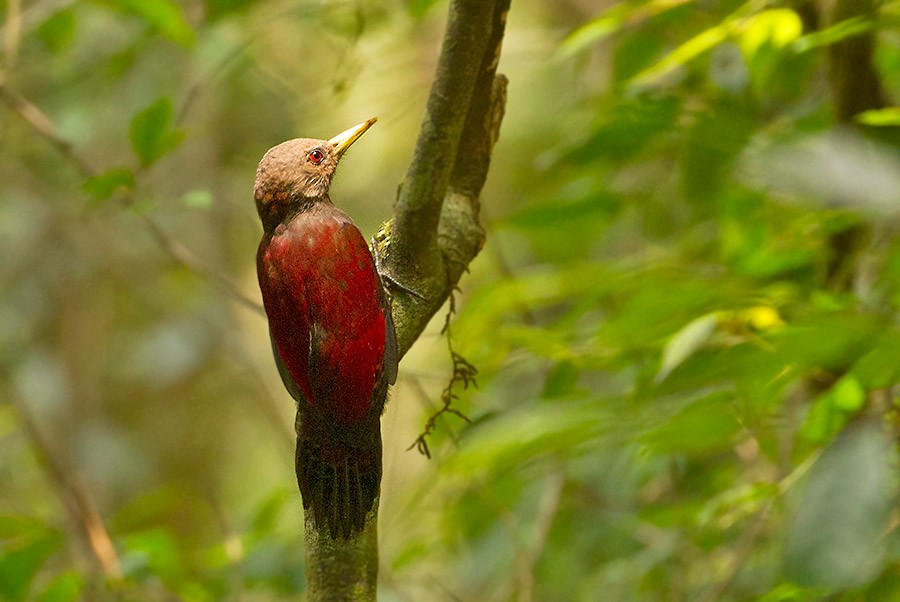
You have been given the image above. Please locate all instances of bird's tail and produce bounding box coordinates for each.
[295,418,382,539]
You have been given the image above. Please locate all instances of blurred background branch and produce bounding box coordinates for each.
[828,0,886,123]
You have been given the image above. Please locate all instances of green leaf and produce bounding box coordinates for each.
[802,396,845,443]
[446,400,612,476]
[828,375,866,412]
[568,95,682,162]
[406,0,442,19]
[655,313,718,383]
[181,189,214,209]
[119,529,181,580]
[612,29,666,83]
[793,16,872,53]
[0,517,62,601]
[851,340,900,389]
[36,572,83,602]
[737,9,803,94]
[682,105,756,203]
[856,107,900,127]
[630,22,730,86]
[784,421,895,589]
[541,361,581,398]
[801,374,866,442]
[739,9,802,60]
[100,0,195,47]
[640,391,740,455]
[500,191,621,232]
[559,0,691,58]
[83,168,135,203]
[129,97,185,167]
[108,486,184,533]
[35,9,77,53]
[250,488,290,536]
[696,482,778,530]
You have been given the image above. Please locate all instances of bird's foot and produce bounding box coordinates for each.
[383,271,427,300]
[371,235,427,301]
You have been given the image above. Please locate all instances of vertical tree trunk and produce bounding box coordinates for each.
[300,0,510,599]
[303,506,378,601]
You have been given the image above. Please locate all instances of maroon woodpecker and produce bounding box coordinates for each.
[254,118,397,539]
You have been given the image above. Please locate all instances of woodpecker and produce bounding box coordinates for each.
[254,118,397,538]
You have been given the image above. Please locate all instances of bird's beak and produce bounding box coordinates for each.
[328,117,377,159]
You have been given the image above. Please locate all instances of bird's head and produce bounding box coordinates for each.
[254,117,377,229]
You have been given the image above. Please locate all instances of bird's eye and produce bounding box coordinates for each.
[307,149,325,164]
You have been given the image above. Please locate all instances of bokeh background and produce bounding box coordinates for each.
[2,0,900,600]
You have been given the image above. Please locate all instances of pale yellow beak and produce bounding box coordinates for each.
[328,117,377,159]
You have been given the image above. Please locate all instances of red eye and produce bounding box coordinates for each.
[308,149,325,164]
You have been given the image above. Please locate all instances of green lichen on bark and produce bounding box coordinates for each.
[303,506,379,602]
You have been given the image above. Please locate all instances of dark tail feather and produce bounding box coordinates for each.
[295,426,382,539]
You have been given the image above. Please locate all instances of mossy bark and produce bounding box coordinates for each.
[303,506,379,601]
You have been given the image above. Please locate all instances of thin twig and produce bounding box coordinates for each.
[516,468,565,602]
[0,84,265,314]
[4,0,22,74]
[0,85,97,177]
[401,372,462,449]
[700,502,772,602]
[407,290,476,458]
[140,215,265,315]
[12,398,123,581]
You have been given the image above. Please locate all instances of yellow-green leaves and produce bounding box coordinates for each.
[739,9,803,92]
[631,24,731,87]
[739,9,802,60]
[628,5,805,89]
[856,107,900,126]
[793,16,872,53]
[559,0,691,58]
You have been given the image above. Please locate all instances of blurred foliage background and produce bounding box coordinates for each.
[2,0,900,600]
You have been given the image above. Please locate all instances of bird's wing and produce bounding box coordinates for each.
[302,221,390,423]
[270,329,310,405]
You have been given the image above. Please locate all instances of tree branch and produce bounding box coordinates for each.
[303,508,379,602]
[823,0,889,289]
[827,0,885,123]
[12,397,123,583]
[381,0,509,358]
[0,84,96,178]
[391,0,496,276]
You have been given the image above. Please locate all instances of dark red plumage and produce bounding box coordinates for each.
[254,119,396,538]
